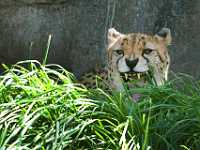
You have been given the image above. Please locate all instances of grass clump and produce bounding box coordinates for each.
[0,60,200,150]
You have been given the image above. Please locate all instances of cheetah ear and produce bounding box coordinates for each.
[155,28,172,46]
[107,28,124,51]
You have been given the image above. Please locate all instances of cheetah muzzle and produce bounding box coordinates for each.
[79,27,172,92]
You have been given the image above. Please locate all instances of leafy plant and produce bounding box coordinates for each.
[0,61,200,150]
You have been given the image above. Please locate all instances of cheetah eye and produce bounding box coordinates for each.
[115,49,124,55]
[143,48,153,54]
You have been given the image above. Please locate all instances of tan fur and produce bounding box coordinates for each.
[79,28,172,91]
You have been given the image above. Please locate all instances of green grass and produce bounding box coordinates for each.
[0,60,200,150]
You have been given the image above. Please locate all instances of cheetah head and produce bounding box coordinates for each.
[107,28,171,87]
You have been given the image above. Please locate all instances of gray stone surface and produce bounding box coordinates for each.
[0,0,200,78]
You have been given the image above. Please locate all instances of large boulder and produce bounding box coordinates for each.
[0,0,199,77]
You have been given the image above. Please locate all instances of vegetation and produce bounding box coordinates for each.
[0,60,200,150]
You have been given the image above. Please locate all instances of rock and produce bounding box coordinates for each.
[0,0,199,78]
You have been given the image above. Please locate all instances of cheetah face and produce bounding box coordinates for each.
[107,28,171,85]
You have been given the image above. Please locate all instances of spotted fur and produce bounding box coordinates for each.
[79,28,172,91]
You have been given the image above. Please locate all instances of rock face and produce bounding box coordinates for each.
[0,0,200,77]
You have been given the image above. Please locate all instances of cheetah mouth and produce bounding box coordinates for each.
[120,72,147,82]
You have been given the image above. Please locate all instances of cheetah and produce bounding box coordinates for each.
[79,28,172,91]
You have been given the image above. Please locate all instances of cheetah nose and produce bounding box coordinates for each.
[125,58,139,69]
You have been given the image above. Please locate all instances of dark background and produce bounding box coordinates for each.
[0,0,199,78]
